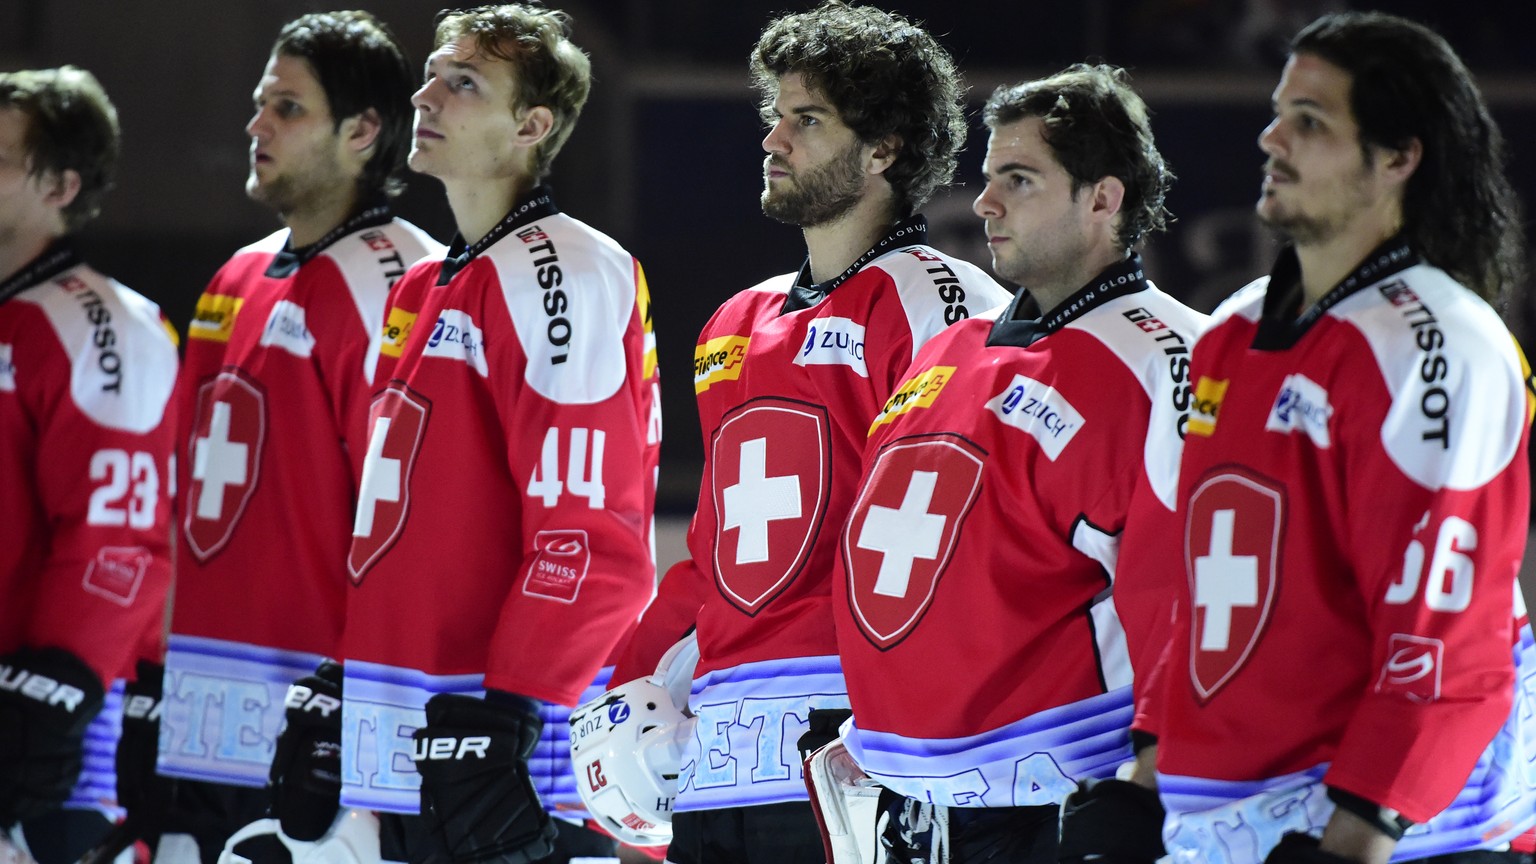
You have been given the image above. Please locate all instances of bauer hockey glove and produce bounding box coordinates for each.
[0,647,106,827]
[115,660,173,837]
[411,693,557,864]
[269,659,344,841]
[1057,778,1167,864]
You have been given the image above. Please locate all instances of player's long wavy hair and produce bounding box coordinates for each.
[982,65,1173,251]
[434,4,592,180]
[0,67,119,232]
[1293,12,1526,306]
[274,12,415,200]
[750,1,966,217]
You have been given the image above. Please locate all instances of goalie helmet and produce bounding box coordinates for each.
[569,636,697,846]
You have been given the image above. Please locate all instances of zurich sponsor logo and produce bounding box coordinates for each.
[258,299,316,358]
[423,308,489,377]
[0,343,14,392]
[608,700,631,725]
[1265,373,1332,448]
[793,316,868,377]
[985,374,1084,461]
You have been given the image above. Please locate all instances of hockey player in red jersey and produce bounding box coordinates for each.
[1140,12,1536,864]
[0,67,177,863]
[601,4,1010,862]
[140,12,441,859]
[340,5,658,862]
[821,64,1204,864]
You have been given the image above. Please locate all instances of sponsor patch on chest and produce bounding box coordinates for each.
[1187,376,1228,437]
[984,374,1084,460]
[869,366,953,433]
[189,293,243,342]
[1265,373,1333,447]
[421,308,488,376]
[380,306,417,358]
[0,343,13,392]
[694,334,749,393]
[793,316,867,376]
[258,299,315,358]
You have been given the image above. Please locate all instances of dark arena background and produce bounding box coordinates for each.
[6,0,1534,575]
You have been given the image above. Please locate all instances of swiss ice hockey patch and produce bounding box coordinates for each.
[83,546,151,605]
[523,530,591,603]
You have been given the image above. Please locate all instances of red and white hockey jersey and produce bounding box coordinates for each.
[651,216,1011,812]
[833,256,1205,808]
[340,189,657,814]
[1151,241,1536,862]
[160,207,439,788]
[0,243,178,811]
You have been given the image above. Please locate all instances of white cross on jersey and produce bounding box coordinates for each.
[353,417,401,538]
[1194,509,1259,651]
[722,437,801,564]
[191,401,248,521]
[857,470,946,598]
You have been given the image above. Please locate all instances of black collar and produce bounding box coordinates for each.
[0,240,81,307]
[438,186,561,285]
[987,253,1149,348]
[781,214,929,314]
[1253,235,1418,350]
[265,201,395,279]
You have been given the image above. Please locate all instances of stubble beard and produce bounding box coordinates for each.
[761,141,866,229]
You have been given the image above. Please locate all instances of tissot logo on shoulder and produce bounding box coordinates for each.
[59,274,124,392]
[517,224,571,365]
[905,248,969,324]
[1379,279,1452,449]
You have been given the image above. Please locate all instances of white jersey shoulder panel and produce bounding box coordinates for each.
[322,218,443,383]
[1068,284,1209,509]
[873,245,1010,362]
[234,229,290,258]
[18,264,176,433]
[489,212,637,404]
[1333,264,1525,491]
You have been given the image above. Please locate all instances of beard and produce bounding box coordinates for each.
[1256,159,1371,247]
[761,141,866,228]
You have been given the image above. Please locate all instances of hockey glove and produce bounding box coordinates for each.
[114,659,173,838]
[269,659,344,842]
[1262,833,1357,864]
[0,647,106,827]
[411,693,557,863]
[798,708,853,761]
[1057,778,1167,864]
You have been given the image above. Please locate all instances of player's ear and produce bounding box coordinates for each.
[343,108,383,158]
[1087,175,1125,225]
[866,135,901,177]
[41,168,81,212]
[512,105,555,149]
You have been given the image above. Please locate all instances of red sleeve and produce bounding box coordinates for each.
[1322,336,1529,821]
[482,260,656,706]
[611,558,704,684]
[17,295,177,685]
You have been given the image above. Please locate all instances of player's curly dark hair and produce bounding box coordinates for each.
[0,66,119,232]
[1293,12,1526,305]
[982,64,1173,251]
[750,1,966,216]
[434,4,592,179]
[274,11,415,200]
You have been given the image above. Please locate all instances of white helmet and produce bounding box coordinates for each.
[217,809,380,864]
[569,636,698,846]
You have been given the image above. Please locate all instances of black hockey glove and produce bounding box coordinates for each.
[1262,833,1357,864]
[115,660,173,837]
[1057,778,1167,864]
[412,693,557,863]
[0,647,106,827]
[269,659,344,841]
[797,707,853,760]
